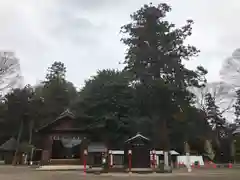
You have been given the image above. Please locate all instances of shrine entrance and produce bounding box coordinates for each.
[125,133,151,168]
[51,136,82,159]
[37,109,90,165]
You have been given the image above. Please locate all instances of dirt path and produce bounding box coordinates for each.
[0,166,239,180]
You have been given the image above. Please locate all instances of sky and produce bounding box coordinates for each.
[0,0,239,88]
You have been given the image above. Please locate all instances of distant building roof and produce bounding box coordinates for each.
[233,126,240,135]
[0,137,17,151]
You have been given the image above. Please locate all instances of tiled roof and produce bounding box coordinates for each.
[56,109,75,120]
[37,109,75,132]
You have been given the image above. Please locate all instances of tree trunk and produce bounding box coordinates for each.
[28,120,33,145]
[12,120,23,165]
[231,140,236,164]
[28,120,34,164]
[161,119,169,150]
[184,141,192,172]
[159,119,170,170]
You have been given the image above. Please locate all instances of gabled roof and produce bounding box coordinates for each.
[125,132,150,143]
[56,109,75,120]
[0,137,17,151]
[37,109,75,132]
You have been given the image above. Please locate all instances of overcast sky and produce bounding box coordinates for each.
[0,0,239,88]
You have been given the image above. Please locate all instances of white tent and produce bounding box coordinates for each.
[155,150,179,155]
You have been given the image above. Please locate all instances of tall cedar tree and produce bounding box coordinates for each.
[121,3,207,149]
[41,62,77,125]
[205,92,227,160]
[205,93,225,130]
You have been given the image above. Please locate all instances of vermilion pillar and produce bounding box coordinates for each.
[108,150,113,168]
[152,150,156,170]
[128,150,132,173]
[83,149,88,174]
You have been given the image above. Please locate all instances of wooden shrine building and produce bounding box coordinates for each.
[36,109,107,165]
[34,109,158,169]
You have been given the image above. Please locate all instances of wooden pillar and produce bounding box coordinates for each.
[48,136,53,159]
[41,150,49,165]
[41,135,53,165]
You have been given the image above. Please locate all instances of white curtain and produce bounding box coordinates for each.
[61,139,82,148]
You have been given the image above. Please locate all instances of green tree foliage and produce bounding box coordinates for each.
[204,92,230,161]
[1,85,38,163]
[73,69,134,147]
[40,61,77,125]
[3,86,34,138]
[45,61,66,82]
[121,3,207,88]
[205,93,225,131]
[121,3,207,149]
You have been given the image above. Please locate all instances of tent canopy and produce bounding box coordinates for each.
[155,150,179,155]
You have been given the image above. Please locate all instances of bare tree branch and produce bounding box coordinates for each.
[0,52,23,97]
[220,48,240,87]
[218,49,240,122]
[191,82,235,117]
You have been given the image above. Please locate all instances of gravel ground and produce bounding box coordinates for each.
[0,166,239,180]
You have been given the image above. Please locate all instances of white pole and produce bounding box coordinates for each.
[186,152,192,172]
[164,151,169,170]
[110,154,113,166]
[184,141,192,172]
[30,147,34,165]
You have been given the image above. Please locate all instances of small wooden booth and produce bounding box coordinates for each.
[125,133,151,168]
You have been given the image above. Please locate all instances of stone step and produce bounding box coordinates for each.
[36,165,89,171]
